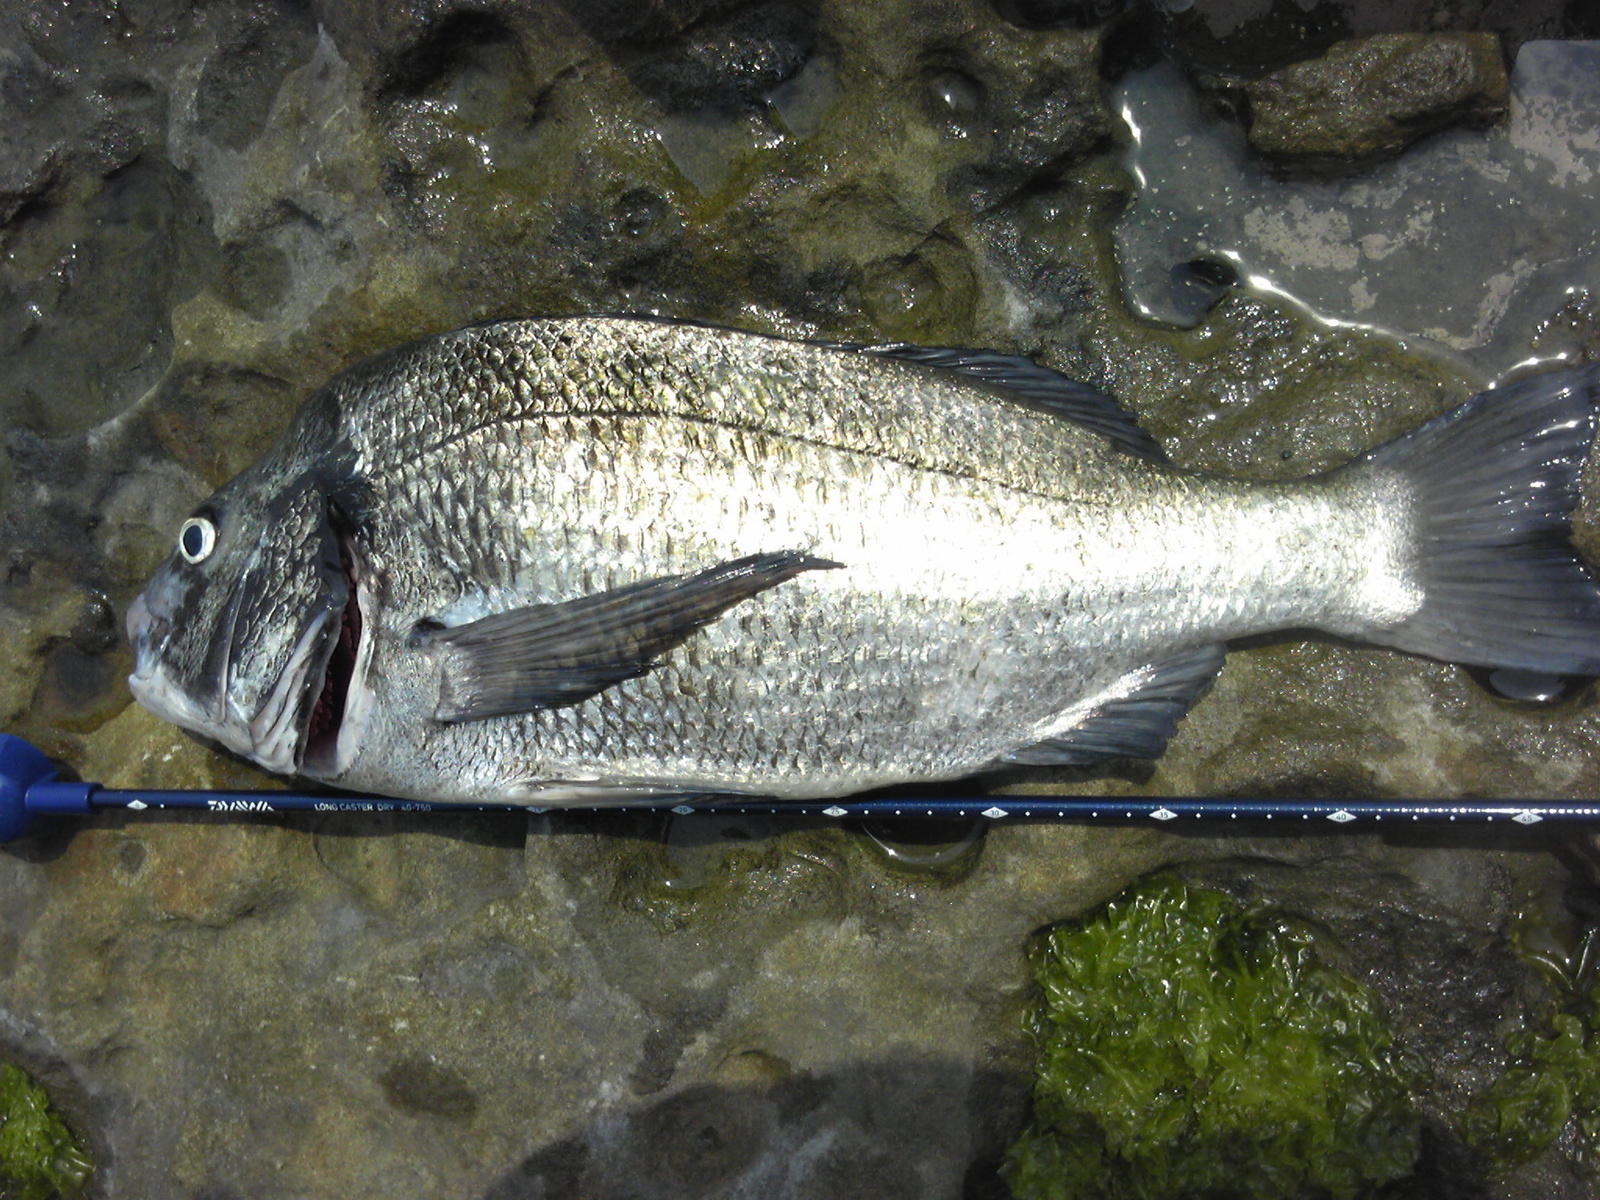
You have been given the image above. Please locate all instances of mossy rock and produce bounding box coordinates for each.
[0,1064,91,1200]
[1462,932,1600,1181]
[1239,33,1508,171]
[1003,878,1420,1200]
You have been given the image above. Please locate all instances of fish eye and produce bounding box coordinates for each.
[178,516,217,564]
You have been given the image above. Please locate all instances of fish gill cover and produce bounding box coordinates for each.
[1002,879,1420,1200]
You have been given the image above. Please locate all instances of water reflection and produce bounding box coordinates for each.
[1113,43,1600,377]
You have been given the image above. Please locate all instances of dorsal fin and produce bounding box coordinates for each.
[573,315,1169,462]
[852,343,1170,464]
[569,320,1171,464]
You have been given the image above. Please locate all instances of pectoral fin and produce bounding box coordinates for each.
[424,551,839,723]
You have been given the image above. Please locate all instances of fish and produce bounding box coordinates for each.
[124,316,1600,803]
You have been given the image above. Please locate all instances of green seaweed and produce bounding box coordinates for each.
[0,1064,92,1200]
[1461,928,1600,1178]
[1002,879,1420,1200]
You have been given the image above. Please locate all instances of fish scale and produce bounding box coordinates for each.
[124,317,1600,802]
[346,326,1313,796]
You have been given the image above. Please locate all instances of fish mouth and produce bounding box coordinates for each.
[125,592,171,686]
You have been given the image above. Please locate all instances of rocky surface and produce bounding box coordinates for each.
[3,795,1590,1198]
[1239,32,1509,169]
[1143,0,1591,76]
[0,1,1598,1197]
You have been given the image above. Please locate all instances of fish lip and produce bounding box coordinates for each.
[125,593,172,687]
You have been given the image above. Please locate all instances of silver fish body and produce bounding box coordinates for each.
[126,317,1600,802]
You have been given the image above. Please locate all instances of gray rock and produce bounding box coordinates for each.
[1147,0,1576,76]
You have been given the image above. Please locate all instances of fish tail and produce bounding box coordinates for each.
[1346,364,1600,673]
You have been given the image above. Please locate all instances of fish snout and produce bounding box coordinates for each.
[125,592,171,684]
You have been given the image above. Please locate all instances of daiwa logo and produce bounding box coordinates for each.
[205,798,278,813]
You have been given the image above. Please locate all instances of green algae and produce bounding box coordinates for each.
[1462,927,1600,1179]
[1002,879,1419,1200]
[0,1064,91,1200]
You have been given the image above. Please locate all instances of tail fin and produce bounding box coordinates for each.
[1348,365,1600,673]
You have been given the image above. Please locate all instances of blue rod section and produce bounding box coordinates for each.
[36,784,1600,824]
[3,734,1597,840]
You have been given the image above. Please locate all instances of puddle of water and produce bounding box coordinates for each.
[1113,41,1600,378]
[657,812,764,891]
[766,53,842,140]
[855,817,986,880]
[654,107,785,196]
[1466,667,1593,708]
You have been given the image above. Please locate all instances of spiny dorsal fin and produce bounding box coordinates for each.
[578,316,1170,463]
[423,551,839,722]
[853,343,1170,464]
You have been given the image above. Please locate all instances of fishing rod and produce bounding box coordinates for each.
[1,733,1597,843]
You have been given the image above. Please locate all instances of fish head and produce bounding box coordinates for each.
[126,460,360,778]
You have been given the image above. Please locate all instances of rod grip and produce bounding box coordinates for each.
[0,734,53,841]
[0,734,95,842]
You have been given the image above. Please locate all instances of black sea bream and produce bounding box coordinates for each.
[125,317,1600,802]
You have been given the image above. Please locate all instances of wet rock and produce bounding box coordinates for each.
[1149,0,1575,77]
[1239,33,1509,170]
[0,155,217,439]
[1185,847,1536,1115]
[311,814,525,921]
[29,641,129,736]
[378,1056,479,1120]
[990,0,1126,31]
[140,364,298,487]
[0,47,73,224]
[0,7,172,228]
[194,1,319,151]
[602,0,821,116]
[1152,0,1353,76]
[859,239,979,342]
[1,595,133,746]
[68,593,119,657]
[365,0,1108,329]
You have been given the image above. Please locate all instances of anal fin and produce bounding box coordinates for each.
[998,644,1224,766]
[424,551,839,723]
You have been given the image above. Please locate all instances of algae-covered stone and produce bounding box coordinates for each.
[1466,1009,1600,1180]
[0,1063,92,1200]
[1003,879,1421,1200]
[1462,927,1600,1182]
[1241,33,1509,169]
